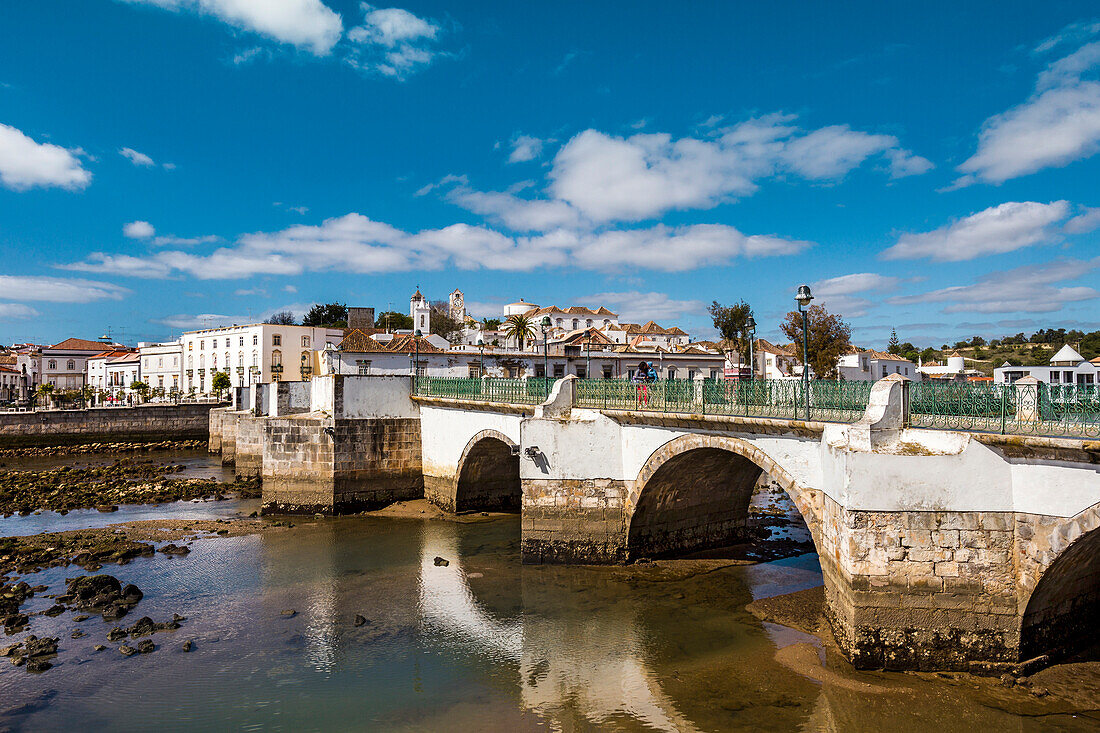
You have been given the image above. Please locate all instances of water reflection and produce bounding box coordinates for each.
[417,520,701,732]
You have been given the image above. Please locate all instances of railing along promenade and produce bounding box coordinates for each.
[416,376,1100,439]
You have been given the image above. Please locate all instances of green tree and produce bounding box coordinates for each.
[302,302,348,327]
[920,347,937,364]
[481,317,502,331]
[130,380,150,403]
[779,304,852,380]
[429,301,465,343]
[376,311,413,330]
[708,300,754,367]
[265,310,297,325]
[503,313,537,350]
[35,382,54,409]
[886,328,901,355]
[211,371,232,399]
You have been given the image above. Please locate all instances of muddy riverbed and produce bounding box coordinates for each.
[0,451,1097,731]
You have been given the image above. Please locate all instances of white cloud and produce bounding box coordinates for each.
[582,291,705,323]
[65,212,808,279]
[508,135,544,163]
[1065,206,1100,233]
[234,287,266,296]
[123,0,343,55]
[543,115,928,224]
[346,4,442,78]
[809,272,902,318]
[153,234,220,247]
[155,303,309,329]
[0,275,129,302]
[283,284,298,293]
[888,258,1100,314]
[958,38,1100,183]
[119,147,155,167]
[0,304,39,319]
[445,187,582,232]
[0,123,91,191]
[123,220,156,239]
[881,200,1070,261]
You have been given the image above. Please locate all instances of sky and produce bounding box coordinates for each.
[1,1,1099,349]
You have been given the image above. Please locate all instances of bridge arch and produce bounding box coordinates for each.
[625,434,822,559]
[453,429,521,512]
[1019,502,1100,661]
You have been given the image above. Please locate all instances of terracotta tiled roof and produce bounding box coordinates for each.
[107,353,140,364]
[385,334,445,353]
[550,328,616,347]
[47,338,110,351]
[755,339,795,357]
[0,366,19,374]
[90,350,135,360]
[0,354,15,365]
[338,329,389,352]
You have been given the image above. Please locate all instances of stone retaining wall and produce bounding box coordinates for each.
[235,414,266,477]
[0,404,219,447]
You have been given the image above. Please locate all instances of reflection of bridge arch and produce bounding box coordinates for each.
[626,434,823,559]
[416,523,702,732]
[1019,502,1100,660]
[453,430,521,512]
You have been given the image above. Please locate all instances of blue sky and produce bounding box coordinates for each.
[1,1,1098,348]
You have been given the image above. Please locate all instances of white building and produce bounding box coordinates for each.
[40,338,110,391]
[837,348,920,381]
[105,352,141,398]
[0,365,22,402]
[993,344,1099,386]
[139,340,183,396]
[181,324,343,395]
[916,351,981,381]
[752,339,799,379]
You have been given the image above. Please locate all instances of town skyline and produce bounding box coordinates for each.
[2,2,1100,348]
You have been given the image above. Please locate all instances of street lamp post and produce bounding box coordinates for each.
[796,285,813,420]
[746,315,756,381]
[477,338,485,378]
[540,316,551,395]
[585,332,591,379]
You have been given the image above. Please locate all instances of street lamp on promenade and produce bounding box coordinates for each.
[795,285,813,420]
[745,315,756,381]
[477,337,485,378]
[585,332,591,379]
[540,316,551,395]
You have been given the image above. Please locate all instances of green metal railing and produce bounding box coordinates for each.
[573,378,873,424]
[907,380,1100,438]
[414,377,550,405]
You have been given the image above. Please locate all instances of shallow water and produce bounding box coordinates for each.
[0,508,1097,730]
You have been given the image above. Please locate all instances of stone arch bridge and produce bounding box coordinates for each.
[209,374,1100,673]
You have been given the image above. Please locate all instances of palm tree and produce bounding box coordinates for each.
[35,382,54,410]
[503,313,537,351]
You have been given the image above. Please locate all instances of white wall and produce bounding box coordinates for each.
[420,404,522,478]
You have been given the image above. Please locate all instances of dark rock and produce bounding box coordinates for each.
[433,557,449,567]
[118,645,136,656]
[172,613,186,622]
[181,640,192,652]
[126,616,155,637]
[0,642,21,657]
[22,635,58,658]
[25,659,51,673]
[158,544,190,556]
[70,630,85,639]
[106,627,127,642]
[353,615,367,627]
[95,505,118,513]
[136,639,154,654]
[73,614,91,622]
[4,613,29,632]
[281,609,296,618]
[44,604,65,617]
[31,585,47,593]
[101,602,129,621]
[93,644,106,651]
[67,575,122,605]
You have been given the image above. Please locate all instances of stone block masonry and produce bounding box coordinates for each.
[261,415,423,514]
[521,478,630,564]
[0,404,219,448]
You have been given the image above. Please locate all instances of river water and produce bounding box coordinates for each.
[0,454,1096,732]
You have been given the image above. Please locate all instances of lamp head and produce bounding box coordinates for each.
[414,329,422,337]
[795,285,813,307]
[540,316,551,330]
[746,315,756,331]
[477,338,484,346]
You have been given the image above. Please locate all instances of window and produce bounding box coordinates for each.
[239,337,244,346]
[572,319,579,330]
[556,318,563,327]
[301,336,310,347]
[553,364,565,378]
[238,352,244,368]
[710,369,720,380]
[188,355,193,368]
[188,342,193,351]
[603,319,610,327]
[252,352,258,367]
[67,360,75,370]
[158,376,164,388]
[535,364,546,378]
[356,360,372,375]
[576,366,587,378]
[48,360,56,370]
[586,319,592,328]
[881,365,888,378]
[300,351,309,364]
[272,334,281,346]
[688,370,696,380]
[272,350,282,366]
[212,339,217,348]
[252,335,258,346]
[668,367,677,379]
[157,357,163,368]
[467,364,481,378]
[199,355,205,368]
[603,366,614,378]
[200,340,204,350]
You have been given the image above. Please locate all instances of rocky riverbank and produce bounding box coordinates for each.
[0,458,259,516]
[0,440,207,458]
